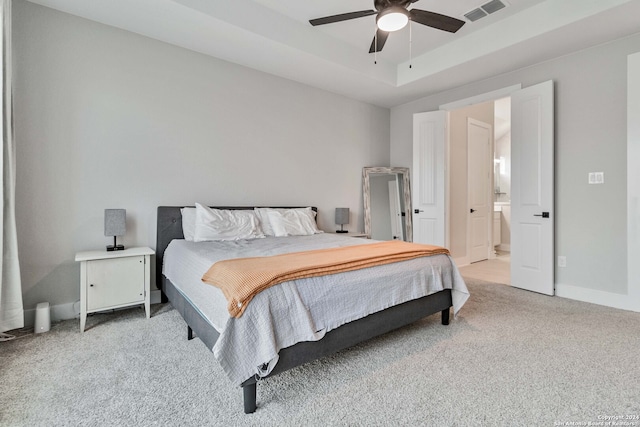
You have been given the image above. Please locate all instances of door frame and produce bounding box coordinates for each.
[627,52,640,312]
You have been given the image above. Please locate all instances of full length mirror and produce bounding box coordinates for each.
[363,167,412,242]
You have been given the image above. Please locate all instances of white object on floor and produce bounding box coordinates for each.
[34,302,51,333]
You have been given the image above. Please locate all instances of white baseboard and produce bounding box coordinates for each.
[555,283,640,313]
[22,290,164,328]
[454,256,470,268]
[151,289,162,304]
[498,244,510,252]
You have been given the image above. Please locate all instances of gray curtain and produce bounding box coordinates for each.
[0,0,23,334]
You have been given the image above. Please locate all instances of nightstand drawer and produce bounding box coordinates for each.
[86,256,145,311]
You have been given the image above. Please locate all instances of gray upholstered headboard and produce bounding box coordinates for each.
[155,206,318,291]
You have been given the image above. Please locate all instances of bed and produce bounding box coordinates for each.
[156,205,469,413]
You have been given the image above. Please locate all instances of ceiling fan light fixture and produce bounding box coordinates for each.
[376,7,409,32]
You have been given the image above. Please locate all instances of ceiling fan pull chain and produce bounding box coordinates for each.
[409,19,412,69]
[374,26,378,65]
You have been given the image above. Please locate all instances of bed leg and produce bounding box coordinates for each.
[441,308,450,325]
[187,326,195,340]
[243,383,257,414]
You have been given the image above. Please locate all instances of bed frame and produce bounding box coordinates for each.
[156,206,453,414]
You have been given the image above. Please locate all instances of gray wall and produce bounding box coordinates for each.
[391,32,640,298]
[13,1,390,316]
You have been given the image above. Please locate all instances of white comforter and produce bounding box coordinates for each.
[163,234,469,385]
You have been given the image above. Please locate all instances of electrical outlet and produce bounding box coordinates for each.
[558,256,567,268]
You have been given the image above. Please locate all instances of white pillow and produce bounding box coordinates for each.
[193,203,265,242]
[181,207,197,241]
[266,207,322,237]
[255,207,318,236]
[254,208,276,236]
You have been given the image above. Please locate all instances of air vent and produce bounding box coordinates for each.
[481,0,506,14]
[464,8,487,22]
[463,0,508,22]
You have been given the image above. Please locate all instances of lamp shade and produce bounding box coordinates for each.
[104,209,126,237]
[335,208,350,225]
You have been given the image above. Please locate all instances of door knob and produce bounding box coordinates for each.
[414,209,424,214]
[470,208,476,213]
[533,212,550,218]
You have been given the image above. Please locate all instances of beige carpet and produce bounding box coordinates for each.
[1,279,639,426]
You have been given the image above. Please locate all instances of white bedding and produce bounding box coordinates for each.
[163,234,469,385]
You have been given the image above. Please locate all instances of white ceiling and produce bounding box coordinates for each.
[26,0,640,107]
[252,0,545,64]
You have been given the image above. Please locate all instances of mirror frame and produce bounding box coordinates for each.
[363,167,413,242]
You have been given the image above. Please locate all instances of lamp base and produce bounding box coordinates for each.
[335,230,348,234]
[106,244,125,252]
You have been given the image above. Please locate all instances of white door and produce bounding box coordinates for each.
[413,111,447,246]
[468,118,492,263]
[388,179,404,240]
[510,80,555,295]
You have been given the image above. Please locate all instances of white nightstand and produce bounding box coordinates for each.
[349,233,370,239]
[332,232,370,238]
[75,247,154,332]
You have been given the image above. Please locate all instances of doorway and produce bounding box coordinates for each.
[448,96,511,284]
[412,82,554,293]
[487,97,512,284]
[453,98,512,284]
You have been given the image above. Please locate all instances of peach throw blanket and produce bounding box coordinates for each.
[201,240,450,318]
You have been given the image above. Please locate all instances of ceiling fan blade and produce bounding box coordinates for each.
[409,9,465,33]
[309,10,376,26]
[369,29,390,53]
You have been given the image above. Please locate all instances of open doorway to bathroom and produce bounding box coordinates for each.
[453,97,512,285]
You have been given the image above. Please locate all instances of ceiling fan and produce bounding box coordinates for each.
[309,0,465,54]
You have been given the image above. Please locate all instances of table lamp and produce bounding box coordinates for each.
[335,208,349,233]
[104,209,126,251]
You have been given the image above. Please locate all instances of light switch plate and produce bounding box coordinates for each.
[588,172,604,184]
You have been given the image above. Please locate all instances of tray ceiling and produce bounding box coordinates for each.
[26,0,640,107]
